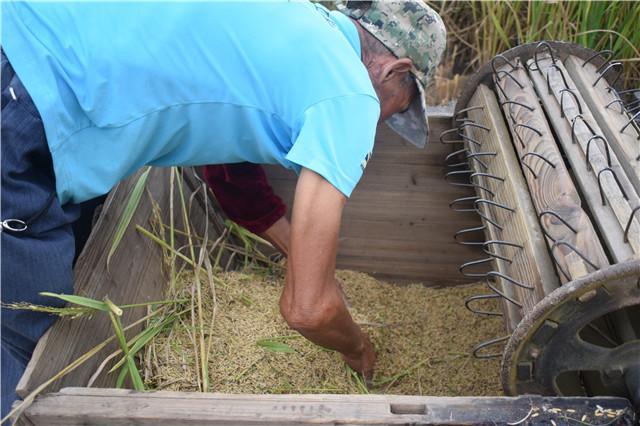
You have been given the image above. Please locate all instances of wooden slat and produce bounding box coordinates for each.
[464,84,560,326]
[17,168,225,397]
[529,56,640,260]
[18,387,634,426]
[265,118,484,284]
[494,60,609,283]
[564,55,640,193]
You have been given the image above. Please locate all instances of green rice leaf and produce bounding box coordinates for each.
[115,364,128,389]
[256,339,295,353]
[109,313,179,373]
[39,292,109,312]
[107,167,151,267]
[104,298,124,317]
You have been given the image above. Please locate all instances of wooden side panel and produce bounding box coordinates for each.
[19,387,635,426]
[265,117,483,284]
[17,168,224,397]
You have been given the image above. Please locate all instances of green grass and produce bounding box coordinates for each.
[430,1,640,86]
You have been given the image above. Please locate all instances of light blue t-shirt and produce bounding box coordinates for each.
[2,1,380,204]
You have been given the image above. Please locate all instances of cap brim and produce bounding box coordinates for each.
[385,77,429,148]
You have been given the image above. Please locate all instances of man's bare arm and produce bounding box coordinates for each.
[279,168,375,377]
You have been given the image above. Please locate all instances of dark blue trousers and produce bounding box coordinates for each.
[1,51,80,417]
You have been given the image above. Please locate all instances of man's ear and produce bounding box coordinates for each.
[381,58,413,82]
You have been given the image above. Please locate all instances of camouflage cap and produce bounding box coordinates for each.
[337,0,446,148]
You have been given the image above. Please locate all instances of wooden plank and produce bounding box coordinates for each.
[564,55,640,193]
[265,118,484,284]
[17,167,226,397]
[529,56,640,260]
[464,84,560,329]
[528,58,638,263]
[494,60,609,283]
[19,387,635,426]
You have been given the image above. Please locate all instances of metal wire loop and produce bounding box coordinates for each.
[476,208,503,231]
[620,110,640,140]
[467,156,489,171]
[459,121,491,132]
[494,78,510,101]
[475,198,516,213]
[439,128,463,145]
[571,114,596,144]
[597,168,629,206]
[470,172,505,183]
[446,161,469,169]
[494,69,524,89]
[473,182,497,197]
[514,122,543,138]
[467,151,498,159]
[593,61,623,90]
[464,294,503,317]
[445,147,469,163]
[472,335,510,359]
[454,105,484,120]
[445,170,477,188]
[582,49,614,69]
[604,98,625,114]
[559,88,583,118]
[538,210,578,242]
[449,195,480,213]
[491,54,519,75]
[486,279,523,309]
[467,151,497,170]
[509,118,527,148]
[482,240,524,264]
[545,63,571,94]
[520,152,557,179]
[454,225,486,246]
[501,100,535,112]
[487,271,534,290]
[624,206,640,243]
[459,132,483,147]
[618,88,640,95]
[459,257,493,277]
[586,135,612,170]
[625,97,640,112]
[550,241,600,272]
[531,41,557,73]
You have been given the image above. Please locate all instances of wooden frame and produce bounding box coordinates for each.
[15,114,513,424]
[18,388,635,425]
[265,117,483,283]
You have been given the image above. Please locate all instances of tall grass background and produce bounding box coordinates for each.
[425,1,640,103]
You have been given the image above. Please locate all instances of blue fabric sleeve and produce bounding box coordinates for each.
[285,95,380,197]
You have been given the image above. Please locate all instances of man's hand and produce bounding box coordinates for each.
[342,330,376,382]
[279,167,376,379]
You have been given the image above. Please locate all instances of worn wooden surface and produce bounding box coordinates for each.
[494,61,609,283]
[17,168,225,397]
[565,55,640,194]
[531,56,640,259]
[465,84,560,327]
[18,387,635,426]
[264,117,483,284]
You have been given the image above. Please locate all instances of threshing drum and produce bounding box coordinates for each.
[443,41,640,407]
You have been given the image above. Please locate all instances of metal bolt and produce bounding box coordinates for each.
[529,347,540,359]
[604,367,624,379]
[578,289,597,303]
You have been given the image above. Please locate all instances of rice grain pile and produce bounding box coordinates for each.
[144,266,504,396]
